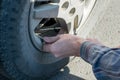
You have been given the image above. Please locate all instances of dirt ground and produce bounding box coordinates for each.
[49,0,120,80]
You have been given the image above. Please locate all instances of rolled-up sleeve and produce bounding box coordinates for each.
[80,41,120,80]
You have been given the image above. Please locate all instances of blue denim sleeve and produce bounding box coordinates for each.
[80,41,120,80]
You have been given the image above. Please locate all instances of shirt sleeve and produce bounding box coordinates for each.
[80,41,120,80]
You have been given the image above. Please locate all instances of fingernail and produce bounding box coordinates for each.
[43,37,49,41]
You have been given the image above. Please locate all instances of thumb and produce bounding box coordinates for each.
[43,36,59,44]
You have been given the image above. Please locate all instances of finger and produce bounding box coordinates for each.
[43,36,59,44]
[43,44,51,52]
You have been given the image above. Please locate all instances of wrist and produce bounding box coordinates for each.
[75,37,86,57]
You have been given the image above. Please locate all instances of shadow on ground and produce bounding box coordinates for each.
[49,67,85,80]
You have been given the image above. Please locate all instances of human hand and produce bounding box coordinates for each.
[43,34,86,58]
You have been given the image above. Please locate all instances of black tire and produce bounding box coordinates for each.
[0,74,9,80]
[0,0,69,80]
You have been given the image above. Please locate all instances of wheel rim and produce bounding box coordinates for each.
[28,0,68,65]
[29,0,96,49]
[28,0,96,65]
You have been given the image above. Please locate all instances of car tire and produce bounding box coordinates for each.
[0,0,69,80]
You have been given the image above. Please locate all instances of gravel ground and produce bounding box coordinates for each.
[50,0,120,80]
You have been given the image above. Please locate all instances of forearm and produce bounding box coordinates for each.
[80,41,120,80]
